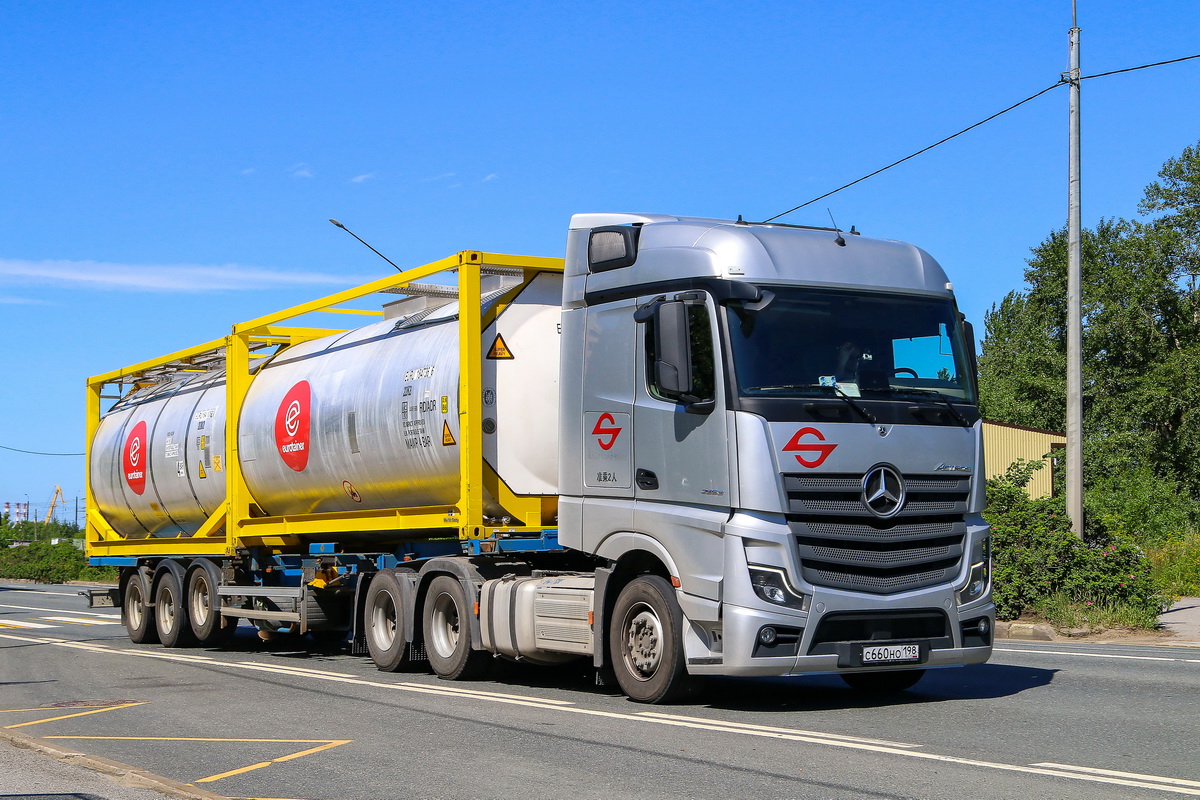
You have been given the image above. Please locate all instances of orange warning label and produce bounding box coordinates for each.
[442,421,456,446]
[487,334,514,360]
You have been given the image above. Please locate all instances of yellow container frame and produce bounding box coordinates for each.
[85,251,565,560]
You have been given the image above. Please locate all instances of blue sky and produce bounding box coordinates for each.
[2,1,1199,523]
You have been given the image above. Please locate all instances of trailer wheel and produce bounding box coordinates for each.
[840,669,926,693]
[122,568,158,644]
[422,575,490,680]
[609,575,694,704]
[154,563,197,648]
[365,570,412,671]
[186,560,236,647]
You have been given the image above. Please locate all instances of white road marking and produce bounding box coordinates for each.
[1033,763,1200,789]
[0,587,86,597]
[0,620,57,629]
[996,647,1200,664]
[39,616,122,626]
[0,603,121,619]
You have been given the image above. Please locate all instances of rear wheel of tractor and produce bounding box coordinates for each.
[365,570,413,671]
[609,575,695,704]
[422,575,490,680]
[154,563,197,648]
[185,559,236,647]
[122,568,158,644]
[840,669,926,693]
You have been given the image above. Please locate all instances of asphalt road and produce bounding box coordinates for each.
[2,582,1198,800]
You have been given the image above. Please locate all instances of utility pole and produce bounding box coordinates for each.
[1065,1,1084,537]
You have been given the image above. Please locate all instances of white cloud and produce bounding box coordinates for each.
[0,295,51,305]
[241,167,257,175]
[350,173,375,183]
[422,172,455,183]
[0,258,372,292]
[289,162,314,178]
[481,173,498,182]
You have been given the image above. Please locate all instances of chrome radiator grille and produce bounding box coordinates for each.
[785,473,970,594]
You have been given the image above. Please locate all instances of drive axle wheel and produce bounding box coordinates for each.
[365,570,414,672]
[122,567,158,644]
[609,575,694,704]
[840,669,926,693]
[422,575,490,680]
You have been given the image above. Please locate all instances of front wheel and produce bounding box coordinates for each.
[608,575,695,704]
[840,669,926,693]
[422,575,490,680]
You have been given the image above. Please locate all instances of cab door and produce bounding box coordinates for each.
[632,291,730,507]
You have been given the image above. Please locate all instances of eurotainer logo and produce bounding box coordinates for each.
[275,381,311,472]
[123,420,148,495]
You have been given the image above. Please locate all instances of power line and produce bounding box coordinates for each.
[761,81,1065,222]
[0,444,85,457]
[1081,53,1200,81]
[763,51,1200,223]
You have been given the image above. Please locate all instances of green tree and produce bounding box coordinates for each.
[979,141,1200,507]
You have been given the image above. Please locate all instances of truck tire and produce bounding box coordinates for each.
[185,559,236,647]
[840,669,925,693]
[365,570,412,671]
[154,562,197,648]
[122,567,158,644]
[422,575,490,680]
[609,575,694,704]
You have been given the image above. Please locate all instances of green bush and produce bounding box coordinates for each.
[1146,533,1200,596]
[1084,467,1199,545]
[0,540,117,584]
[985,459,1168,623]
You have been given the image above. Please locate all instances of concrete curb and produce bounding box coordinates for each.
[994,620,1056,641]
[0,726,229,800]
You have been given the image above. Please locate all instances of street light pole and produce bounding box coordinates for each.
[1065,1,1084,537]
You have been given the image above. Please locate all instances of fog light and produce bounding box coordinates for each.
[759,626,778,645]
[977,618,989,636]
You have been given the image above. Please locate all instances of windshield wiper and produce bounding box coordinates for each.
[861,387,971,428]
[747,384,877,426]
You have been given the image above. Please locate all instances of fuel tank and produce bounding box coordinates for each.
[89,273,562,537]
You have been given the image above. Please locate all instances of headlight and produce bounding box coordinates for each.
[957,536,991,604]
[749,566,809,611]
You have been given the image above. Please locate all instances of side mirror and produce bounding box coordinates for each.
[654,301,693,398]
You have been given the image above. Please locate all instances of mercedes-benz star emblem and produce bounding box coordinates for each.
[862,465,906,518]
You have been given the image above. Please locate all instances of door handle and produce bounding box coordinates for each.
[636,469,659,490]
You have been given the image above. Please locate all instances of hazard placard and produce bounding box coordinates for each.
[442,421,456,446]
[487,334,514,360]
[197,461,207,479]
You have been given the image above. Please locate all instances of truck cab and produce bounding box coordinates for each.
[558,213,993,701]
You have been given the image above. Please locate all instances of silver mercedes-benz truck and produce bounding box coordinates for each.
[559,213,993,701]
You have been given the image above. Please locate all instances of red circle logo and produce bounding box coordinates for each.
[275,381,311,472]
[123,420,148,495]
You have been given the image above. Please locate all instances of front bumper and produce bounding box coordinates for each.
[687,591,994,677]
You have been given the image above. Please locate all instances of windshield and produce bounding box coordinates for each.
[726,286,976,403]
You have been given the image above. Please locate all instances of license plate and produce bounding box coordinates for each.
[861,643,920,664]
